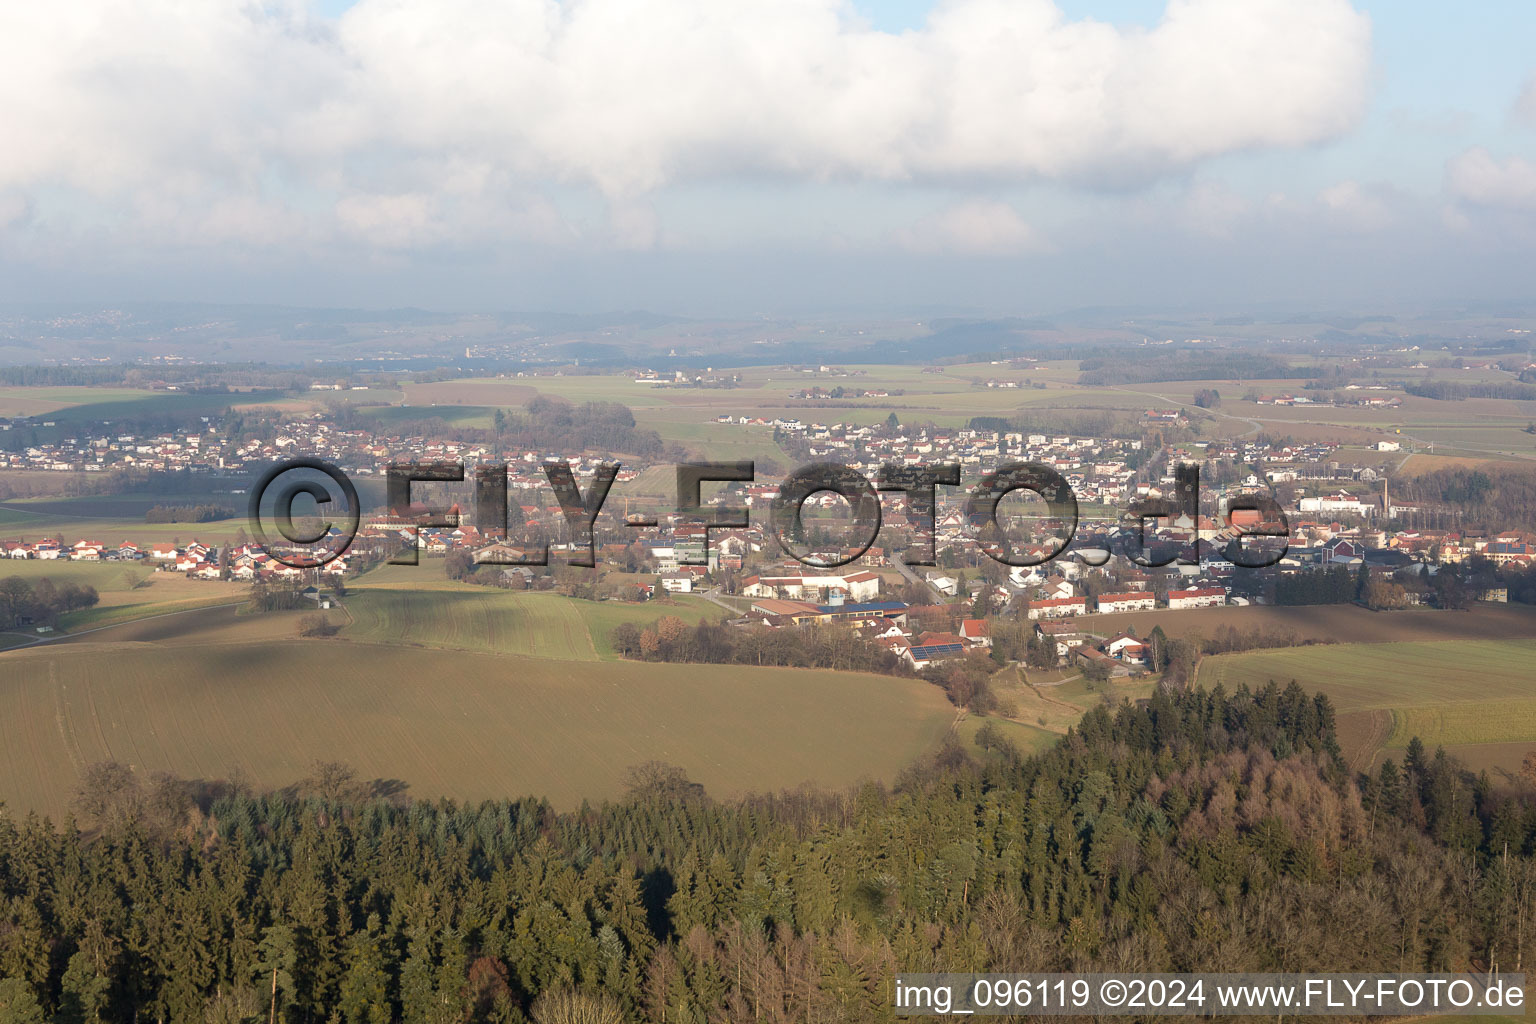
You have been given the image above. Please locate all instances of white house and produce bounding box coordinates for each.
[1095,591,1155,614]
[658,574,693,594]
[1027,596,1088,619]
[1166,587,1226,610]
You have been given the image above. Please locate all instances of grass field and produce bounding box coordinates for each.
[340,588,600,660]
[576,597,718,657]
[1086,602,1536,646]
[0,639,957,818]
[0,558,250,626]
[0,558,154,590]
[0,571,968,820]
[1002,665,1157,732]
[1199,637,1536,777]
[955,713,1060,758]
[0,498,256,545]
[0,386,161,417]
[1198,638,1536,703]
[350,587,720,661]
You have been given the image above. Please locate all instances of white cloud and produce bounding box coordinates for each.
[329,0,1374,194]
[1175,180,1252,238]
[1317,180,1396,231]
[335,193,444,249]
[606,200,662,251]
[1445,147,1536,212]
[895,199,1044,255]
[0,193,29,230]
[0,0,1373,253]
[1514,74,1536,127]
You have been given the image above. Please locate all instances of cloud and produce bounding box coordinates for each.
[1317,180,1396,231]
[1175,180,1253,238]
[1514,74,1536,127]
[0,0,1373,249]
[1445,147,1536,212]
[0,193,29,230]
[895,199,1044,255]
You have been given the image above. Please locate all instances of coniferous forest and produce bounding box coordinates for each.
[0,683,1532,1024]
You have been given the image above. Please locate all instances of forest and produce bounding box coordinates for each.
[1404,380,1536,401]
[0,684,1531,1024]
[143,504,237,524]
[1076,352,1310,387]
[0,576,100,630]
[1393,465,1536,532]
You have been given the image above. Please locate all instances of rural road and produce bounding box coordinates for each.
[700,586,742,614]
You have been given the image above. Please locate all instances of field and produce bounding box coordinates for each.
[0,386,164,417]
[0,639,956,818]
[0,559,252,648]
[0,564,968,818]
[1198,638,1536,703]
[1199,637,1536,777]
[576,597,718,657]
[0,493,260,546]
[395,367,1148,458]
[1082,602,1536,646]
[339,588,601,660]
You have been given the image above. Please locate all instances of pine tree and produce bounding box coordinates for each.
[0,980,44,1024]
[337,918,391,1024]
[56,951,110,1024]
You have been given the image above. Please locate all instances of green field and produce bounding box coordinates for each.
[0,558,152,590]
[340,588,600,660]
[0,386,163,417]
[1198,638,1536,705]
[955,713,1061,757]
[1393,701,1536,748]
[0,640,956,818]
[576,597,718,658]
[324,584,717,661]
[1199,638,1536,776]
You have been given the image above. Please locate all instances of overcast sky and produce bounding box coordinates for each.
[1,0,1533,316]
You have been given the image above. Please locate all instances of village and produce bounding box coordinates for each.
[2,404,1530,673]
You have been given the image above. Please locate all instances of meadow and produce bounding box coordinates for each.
[988,663,1157,736]
[1084,601,1536,646]
[0,557,973,821]
[0,639,957,819]
[1198,637,1536,777]
[339,587,603,660]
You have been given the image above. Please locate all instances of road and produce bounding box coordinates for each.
[700,586,747,615]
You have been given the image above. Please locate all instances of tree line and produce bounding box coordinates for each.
[609,618,910,677]
[1078,351,1310,386]
[1393,465,1536,531]
[1405,380,1536,401]
[0,575,99,630]
[144,504,236,523]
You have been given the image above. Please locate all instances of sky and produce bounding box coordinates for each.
[1,0,1534,317]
